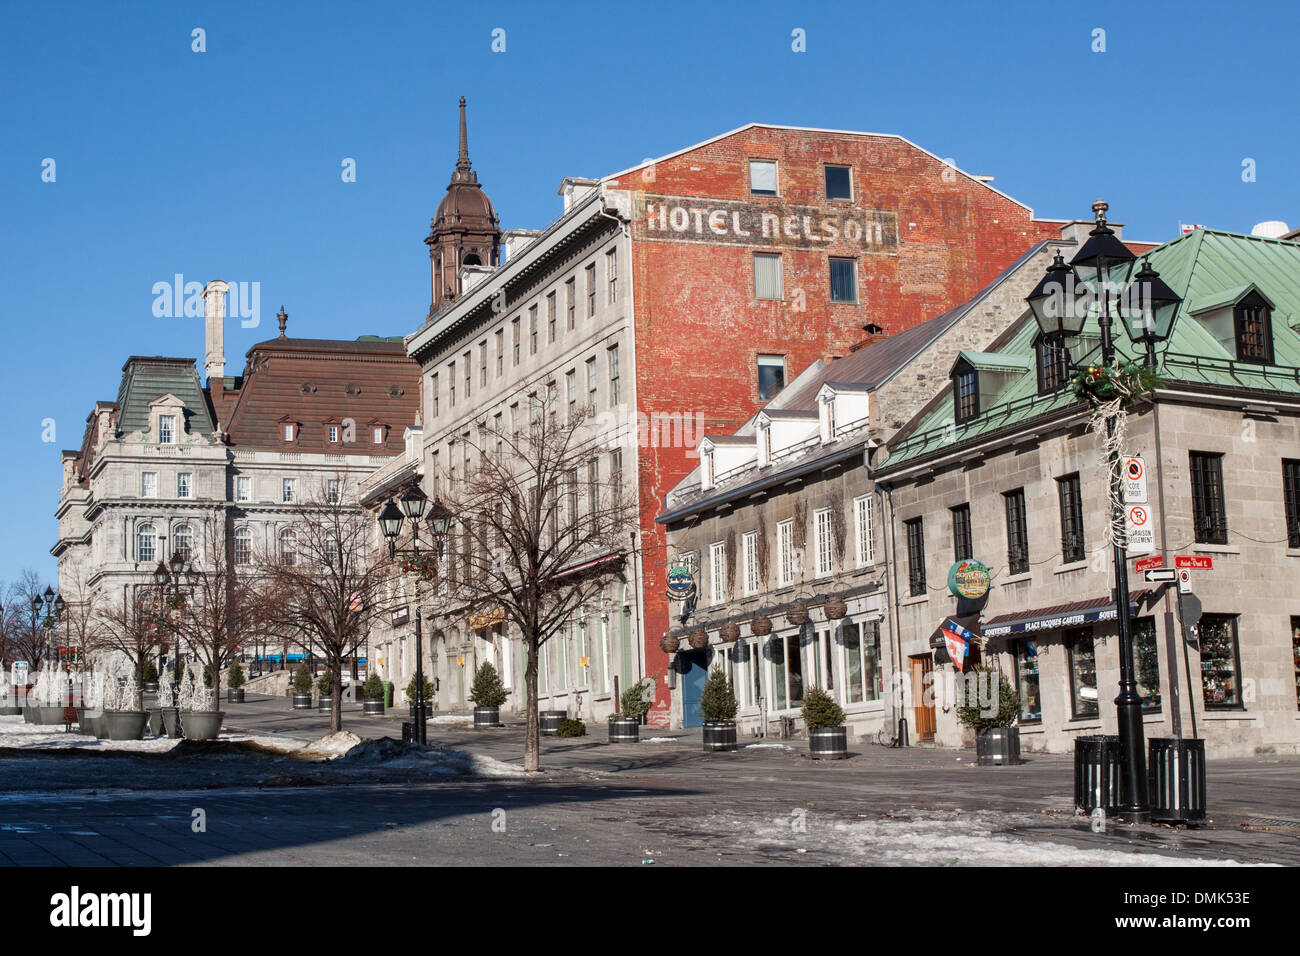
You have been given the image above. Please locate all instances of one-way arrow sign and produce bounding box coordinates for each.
[1144,568,1178,584]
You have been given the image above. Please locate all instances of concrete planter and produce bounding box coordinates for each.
[81,712,103,737]
[539,710,567,736]
[227,688,245,704]
[292,693,313,710]
[0,705,22,716]
[608,716,639,743]
[182,711,224,740]
[104,711,150,741]
[473,706,501,729]
[363,699,385,716]
[38,706,66,726]
[160,707,180,737]
[703,721,738,752]
[809,726,848,759]
[148,709,163,736]
[976,727,1021,766]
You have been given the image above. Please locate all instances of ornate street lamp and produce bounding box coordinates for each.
[1025,200,1182,825]
[378,501,404,557]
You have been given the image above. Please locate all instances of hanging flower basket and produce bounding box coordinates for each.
[750,614,772,636]
[785,601,808,627]
[823,596,848,621]
[1070,359,1162,406]
[659,633,681,655]
[401,553,438,581]
[717,623,739,645]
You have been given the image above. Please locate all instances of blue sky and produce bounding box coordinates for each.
[2,0,1297,588]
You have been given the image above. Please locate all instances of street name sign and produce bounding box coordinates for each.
[1174,556,1213,570]
[1134,555,1164,573]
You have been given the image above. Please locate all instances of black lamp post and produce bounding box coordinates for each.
[1026,201,1181,825]
[379,489,453,746]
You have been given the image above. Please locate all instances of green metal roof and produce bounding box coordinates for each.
[953,350,1033,374]
[878,229,1300,472]
[114,356,215,438]
[1185,282,1274,315]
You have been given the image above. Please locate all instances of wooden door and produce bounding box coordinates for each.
[910,654,936,741]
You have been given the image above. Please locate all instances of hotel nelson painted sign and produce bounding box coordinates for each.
[638,194,899,252]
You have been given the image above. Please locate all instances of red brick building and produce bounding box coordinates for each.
[409,117,1067,724]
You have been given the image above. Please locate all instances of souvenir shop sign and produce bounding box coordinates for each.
[947,559,992,600]
[983,604,1120,638]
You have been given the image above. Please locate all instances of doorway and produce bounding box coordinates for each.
[909,654,936,742]
[679,648,711,728]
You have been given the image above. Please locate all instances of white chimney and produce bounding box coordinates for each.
[201,280,230,381]
[1251,220,1290,239]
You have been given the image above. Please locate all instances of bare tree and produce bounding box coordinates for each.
[159,512,263,712]
[94,589,164,710]
[437,399,637,772]
[2,569,56,669]
[257,477,393,733]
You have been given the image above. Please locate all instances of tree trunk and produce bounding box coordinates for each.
[331,658,343,734]
[524,629,540,772]
[214,662,223,713]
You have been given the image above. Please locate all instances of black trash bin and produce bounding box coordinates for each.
[1148,737,1206,824]
[1074,734,1122,815]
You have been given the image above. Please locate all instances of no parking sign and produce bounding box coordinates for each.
[1125,503,1155,554]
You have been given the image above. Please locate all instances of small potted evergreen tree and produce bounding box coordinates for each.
[468,662,506,728]
[141,659,160,695]
[803,686,848,759]
[609,677,653,743]
[227,661,245,703]
[291,663,313,710]
[957,665,1023,766]
[362,672,386,715]
[700,667,739,752]
[407,674,435,723]
[317,670,333,712]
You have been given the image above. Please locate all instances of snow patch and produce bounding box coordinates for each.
[341,736,529,776]
[427,715,474,726]
[296,731,363,759]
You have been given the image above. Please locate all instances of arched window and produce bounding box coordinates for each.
[137,523,157,563]
[171,524,193,563]
[463,253,482,267]
[279,528,297,566]
[234,527,252,566]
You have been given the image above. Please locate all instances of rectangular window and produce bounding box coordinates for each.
[586,357,598,411]
[743,530,760,595]
[954,368,979,423]
[529,306,538,355]
[235,476,250,502]
[177,473,193,499]
[1200,614,1244,709]
[373,426,384,444]
[770,635,788,710]
[1066,627,1099,718]
[829,257,857,303]
[547,293,557,342]
[951,503,972,562]
[749,159,777,196]
[141,472,158,498]
[479,340,487,387]
[587,459,599,526]
[1015,640,1042,722]
[855,494,875,566]
[610,448,623,502]
[824,164,852,200]
[905,517,925,596]
[234,531,251,566]
[585,263,597,318]
[448,361,456,407]
[777,519,794,587]
[512,317,520,365]
[842,620,882,705]
[565,369,577,412]
[495,329,504,376]
[328,424,339,443]
[567,468,579,541]
[566,278,576,329]
[327,479,340,505]
[158,415,176,444]
[757,354,785,400]
[547,381,558,416]
[282,478,296,503]
[283,423,295,442]
[814,508,833,577]
[607,249,617,304]
[1133,617,1162,711]
[1037,338,1071,394]
[608,345,620,405]
[1057,473,1085,563]
[1004,488,1029,574]
[431,372,439,417]
[1234,301,1274,364]
[710,541,726,604]
[754,253,782,300]
[1190,452,1228,544]
[1292,617,1300,708]
[463,350,471,398]
[1284,460,1300,548]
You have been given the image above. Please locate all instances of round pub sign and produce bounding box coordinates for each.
[948,559,992,600]
[665,565,695,600]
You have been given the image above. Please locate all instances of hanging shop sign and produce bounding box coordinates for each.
[390,606,409,627]
[665,565,696,601]
[947,559,992,600]
[469,606,506,631]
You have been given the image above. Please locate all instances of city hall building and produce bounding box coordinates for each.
[874,227,1300,758]
[402,104,1069,723]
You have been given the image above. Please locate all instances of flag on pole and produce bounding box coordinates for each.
[941,618,973,672]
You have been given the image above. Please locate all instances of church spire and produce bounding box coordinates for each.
[451,96,476,184]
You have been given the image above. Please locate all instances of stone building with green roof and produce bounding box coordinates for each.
[872,227,1300,758]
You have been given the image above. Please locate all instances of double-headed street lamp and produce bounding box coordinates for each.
[378,485,453,745]
[1025,200,1182,824]
[155,551,195,669]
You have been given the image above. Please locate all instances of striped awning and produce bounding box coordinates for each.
[982,590,1152,639]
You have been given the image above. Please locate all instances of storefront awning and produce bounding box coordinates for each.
[982,590,1152,639]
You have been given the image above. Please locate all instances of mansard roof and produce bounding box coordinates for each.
[114,356,215,438]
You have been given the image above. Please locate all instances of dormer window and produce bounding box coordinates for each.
[758,424,771,467]
[820,396,837,443]
[158,415,176,445]
[1234,295,1274,364]
[954,366,979,423]
[702,447,716,489]
[1036,336,1071,394]
[328,424,340,444]
[283,423,296,442]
